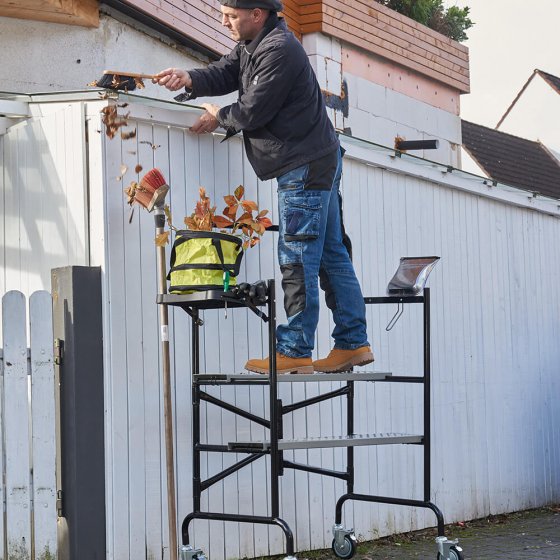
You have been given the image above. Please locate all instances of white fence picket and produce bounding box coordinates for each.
[2,291,32,558]
[0,290,57,560]
[30,291,57,559]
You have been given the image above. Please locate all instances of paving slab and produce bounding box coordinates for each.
[263,506,560,560]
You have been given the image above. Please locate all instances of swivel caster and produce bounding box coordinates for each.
[435,536,464,560]
[331,524,358,559]
[179,544,207,560]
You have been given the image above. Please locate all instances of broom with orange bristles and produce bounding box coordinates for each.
[136,168,178,560]
[134,168,170,212]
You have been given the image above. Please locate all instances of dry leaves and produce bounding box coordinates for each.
[124,181,139,206]
[121,129,137,140]
[135,164,143,174]
[116,164,128,181]
[155,231,170,246]
[140,140,161,151]
[101,105,130,139]
[184,185,271,250]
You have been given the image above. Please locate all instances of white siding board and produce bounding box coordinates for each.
[103,115,132,560]
[0,134,4,560]
[120,128,148,560]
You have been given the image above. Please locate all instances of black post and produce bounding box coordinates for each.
[192,309,201,514]
[268,280,280,517]
[51,266,106,560]
[423,288,431,501]
[347,380,355,494]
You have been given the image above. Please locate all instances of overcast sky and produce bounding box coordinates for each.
[452,0,560,127]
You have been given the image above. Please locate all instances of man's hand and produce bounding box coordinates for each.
[153,68,192,91]
[190,103,222,135]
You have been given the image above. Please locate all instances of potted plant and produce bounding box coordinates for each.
[167,186,272,294]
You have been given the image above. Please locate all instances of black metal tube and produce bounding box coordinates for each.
[268,280,280,518]
[335,493,445,534]
[200,391,271,429]
[192,309,201,512]
[395,139,439,151]
[195,444,231,452]
[423,288,431,501]
[200,453,265,491]
[347,380,354,494]
[282,385,349,414]
[376,376,424,384]
[364,296,423,305]
[283,459,349,481]
[182,512,295,555]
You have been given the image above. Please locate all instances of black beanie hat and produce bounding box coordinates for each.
[219,0,283,11]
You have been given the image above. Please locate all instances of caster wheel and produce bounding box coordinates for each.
[437,545,464,560]
[332,534,357,559]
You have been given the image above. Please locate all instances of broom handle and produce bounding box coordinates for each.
[155,208,178,560]
[103,70,158,79]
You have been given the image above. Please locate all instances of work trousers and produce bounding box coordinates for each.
[275,148,369,358]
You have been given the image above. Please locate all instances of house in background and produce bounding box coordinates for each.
[495,69,560,160]
[461,120,560,199]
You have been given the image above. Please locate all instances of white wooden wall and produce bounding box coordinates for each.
[0,291,57,560]
[0,103,88,339]
[85,103,560,560]
[3,98,560,560]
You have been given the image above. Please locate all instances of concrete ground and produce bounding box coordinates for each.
[279,506,560,560]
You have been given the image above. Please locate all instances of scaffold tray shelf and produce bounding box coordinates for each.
[194,372,393,384]
[228,433,423,451]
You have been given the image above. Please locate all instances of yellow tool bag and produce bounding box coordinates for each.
[168,230,243,294]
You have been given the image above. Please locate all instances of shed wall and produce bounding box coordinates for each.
[90,109,560,558]
[2,100,559,559]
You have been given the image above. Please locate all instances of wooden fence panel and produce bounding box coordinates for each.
[2,290,32,558]
[0,290,57,560]
[30,291,57,559]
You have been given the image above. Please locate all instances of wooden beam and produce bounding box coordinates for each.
[0,0,99,27]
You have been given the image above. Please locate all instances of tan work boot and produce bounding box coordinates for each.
[245,353,313,375]
[313,346,374,373]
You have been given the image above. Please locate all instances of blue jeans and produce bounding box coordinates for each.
[276,148,369,358]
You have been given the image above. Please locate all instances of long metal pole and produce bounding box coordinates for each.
[423,287,431,502]
[268,279,280,517]
[155,206,178,560]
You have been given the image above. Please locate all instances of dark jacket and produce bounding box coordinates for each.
[181,15,339,180]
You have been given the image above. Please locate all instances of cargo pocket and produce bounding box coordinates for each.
[283,194,321,242]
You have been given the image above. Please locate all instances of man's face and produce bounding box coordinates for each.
[221,6,262,42]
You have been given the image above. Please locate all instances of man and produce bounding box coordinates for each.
[155,0,373,374]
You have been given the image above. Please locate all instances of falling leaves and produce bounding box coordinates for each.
[135,164,143,174]
[116,164,128,181]
[101,104,130,139]
[124,181,139,206]
[140,140,161,151]
[121,129,137,140]
[155,231,170,246]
